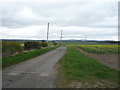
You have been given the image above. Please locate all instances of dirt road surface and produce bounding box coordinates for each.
[2,47,67,88]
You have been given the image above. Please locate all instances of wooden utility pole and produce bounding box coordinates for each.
[47,22,49,43]
[60,30,62,44]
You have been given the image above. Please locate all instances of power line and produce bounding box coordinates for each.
[85,35,87,40]
[29,0,41,13]
[28,0,53,42]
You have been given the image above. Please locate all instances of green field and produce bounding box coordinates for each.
[62,41,118,45]
[57,46,119,88]
[2,46,59,68]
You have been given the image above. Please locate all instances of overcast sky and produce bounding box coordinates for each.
[0,0,118,41]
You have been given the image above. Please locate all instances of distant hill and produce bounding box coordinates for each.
[1,39,119,44]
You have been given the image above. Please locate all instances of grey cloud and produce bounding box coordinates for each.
[1,2,118,28]
[0,2,118,41]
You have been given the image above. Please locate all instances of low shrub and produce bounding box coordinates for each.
[41,42,48,47]
[2,41,23,57]
[24,42,41,51]
[53,42,58,45]
[52,41,58,46]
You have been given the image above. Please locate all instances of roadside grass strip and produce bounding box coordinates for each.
[2,46,59,68]
[59,46,119,88]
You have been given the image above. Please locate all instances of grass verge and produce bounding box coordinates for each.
[2,46,59,68]
[57,46,119,88]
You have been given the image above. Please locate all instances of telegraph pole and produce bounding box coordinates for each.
[60,30,62,44]
[47,22,49,43]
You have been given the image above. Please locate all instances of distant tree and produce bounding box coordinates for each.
[41,40,46,42]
